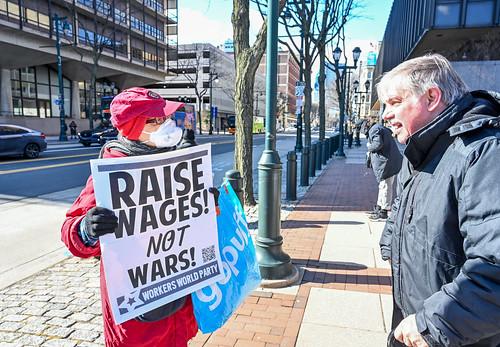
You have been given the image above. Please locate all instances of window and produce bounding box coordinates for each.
[0,0,7,15]
[178,52,197,59]
[12,81,21,97]
[13,98,22,115]
[21,82,36,99]
[466,1,494,26]
[202,51,210,58]
[132,47,143,60]
[434,2,461,27]
[23,99,38,117]
[10,65,72,118]
[0,126,28,135]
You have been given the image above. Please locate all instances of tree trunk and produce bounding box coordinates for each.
[303,62,312,148]
[318,44,326,141]
[234,53,256,206]
[197,97,203,135]
[232,0,269,207]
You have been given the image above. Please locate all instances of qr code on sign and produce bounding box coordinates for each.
[202,245,216,263]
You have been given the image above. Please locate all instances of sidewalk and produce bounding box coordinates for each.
[0,139,393,347]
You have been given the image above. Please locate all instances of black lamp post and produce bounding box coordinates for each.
[352,79,370,146]
[257,0,295,282]
[54,14,70,142]
[353,79,371,118]
[208,70,218,135]
[332,46,361,157]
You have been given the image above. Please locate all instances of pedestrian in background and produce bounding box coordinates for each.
[69,120,77,139]
[378,54,500,347]
[366,121,402,220]
[61,88,200,347]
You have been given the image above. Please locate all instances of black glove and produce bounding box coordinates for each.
[83,207,118,238]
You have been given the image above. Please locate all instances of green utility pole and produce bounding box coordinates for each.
[54,14,68,142]
[256,0,294,281]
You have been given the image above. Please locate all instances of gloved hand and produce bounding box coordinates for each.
[208,187,220,216]
[83,207,118,238]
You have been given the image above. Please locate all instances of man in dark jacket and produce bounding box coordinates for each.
[367,122,402,220]
[378,54,500,347]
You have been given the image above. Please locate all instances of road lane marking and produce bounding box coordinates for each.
[0,160,89,175]
[0,153,97,165]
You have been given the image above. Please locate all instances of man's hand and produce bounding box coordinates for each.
[208,187,220,216]
[394,315,429,347]
[83,207,118,238]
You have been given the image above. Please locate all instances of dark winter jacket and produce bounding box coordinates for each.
[380,91,500,347]
[367,124,403,182]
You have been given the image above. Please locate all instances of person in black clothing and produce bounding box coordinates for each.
[366,121,402,220]
[378,54,500,347]
[69,120,77,139]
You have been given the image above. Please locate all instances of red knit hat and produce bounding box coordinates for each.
[110,87,185,140]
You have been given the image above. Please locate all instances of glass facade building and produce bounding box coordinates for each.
[372,0,500,108]
[0,0,178,126]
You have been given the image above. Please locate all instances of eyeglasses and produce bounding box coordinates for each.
[146,116,168,125]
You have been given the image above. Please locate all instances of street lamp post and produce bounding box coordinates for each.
[295,35,304,153]
[352,79,371,146]
[257,0,295,282]
[54,14,69,142]
[208,70,218,135]
[333,46,361,157]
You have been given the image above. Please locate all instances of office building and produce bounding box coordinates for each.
[0,0,179,134]
[258,49,299,129]
[149,43,265,133]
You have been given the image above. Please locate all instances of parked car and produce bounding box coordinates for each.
[98,127,118,145]
[78,125,117,147]
[0,124,47,159]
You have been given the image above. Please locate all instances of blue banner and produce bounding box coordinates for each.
[191,182,261,333]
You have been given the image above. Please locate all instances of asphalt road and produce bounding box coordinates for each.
[0,134,251,202]
[0,133,306,202]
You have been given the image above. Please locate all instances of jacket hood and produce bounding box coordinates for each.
[405,90,500,168]
[448,90,500,136]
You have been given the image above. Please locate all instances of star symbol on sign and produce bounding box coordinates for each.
[127,297,136,306]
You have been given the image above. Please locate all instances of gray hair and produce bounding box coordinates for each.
[376,54,469,105]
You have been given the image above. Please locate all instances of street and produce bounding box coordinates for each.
[0,133,302,289]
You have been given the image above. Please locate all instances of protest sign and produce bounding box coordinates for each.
[90,143,223,324]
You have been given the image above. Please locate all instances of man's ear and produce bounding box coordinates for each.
[426,87,443,112]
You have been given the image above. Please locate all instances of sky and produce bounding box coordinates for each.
[178,0,394,61]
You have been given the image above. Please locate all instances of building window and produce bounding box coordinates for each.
[10,66,71,118]
[465,1,494,26]
[434,2,461,27]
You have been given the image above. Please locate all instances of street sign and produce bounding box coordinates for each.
[295,81,305,97]
[54,99,62,106]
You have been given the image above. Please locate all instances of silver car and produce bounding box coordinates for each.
[0,124,48,159]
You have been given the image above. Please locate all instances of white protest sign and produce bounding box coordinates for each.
[90,143,223,324]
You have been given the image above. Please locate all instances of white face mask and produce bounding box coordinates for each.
[143,119,183,148]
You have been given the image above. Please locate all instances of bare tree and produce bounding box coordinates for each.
[231,0,286,206]
[61,1,119,129]
[272,0,356,148]
[177,44,208,135]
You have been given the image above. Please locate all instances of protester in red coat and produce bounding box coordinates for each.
[61,88,198,347]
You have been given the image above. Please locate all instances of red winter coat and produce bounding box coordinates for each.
[61,147,198,347]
